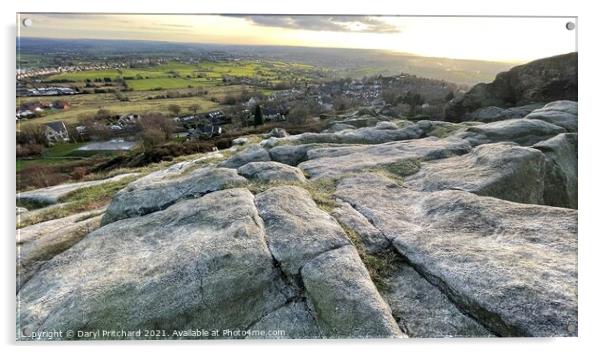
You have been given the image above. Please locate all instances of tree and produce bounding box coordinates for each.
[288,102,310,125]
[189,103,201,114]
[253,105,264,127]
[167,104,181,117]
[445,91,455,102]
[401,92,425,116]
[382,88,400,105]
[138,112,175,140]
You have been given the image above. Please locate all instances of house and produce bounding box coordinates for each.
[188,124,222,140]
[44,121,70,144]
[52,100,70,110]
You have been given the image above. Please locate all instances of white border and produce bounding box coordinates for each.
[2,1,600,353]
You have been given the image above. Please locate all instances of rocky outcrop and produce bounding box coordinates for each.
[445,52,577,121]
[469,104,542,123]
[331,202,389,253]
[454,118,566,146]
[534,133,578,209]
[18,189,290,337]
[255,186,350,277]
[301,246,403,338]
[526,100,578,132]
[17,173,139,206]
[17,97,578,339]
[299,137,471,179]
[335,173,577,337]
[102,166,245,225]
[238,161,306,183]
[17,208,105,290]
[218,145,271,168]
[380,259,493,337]
[262,123,423,148]
[405,143,548,205]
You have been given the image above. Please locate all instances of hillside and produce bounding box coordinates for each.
[17,96,578,339]
[445,52,577,121]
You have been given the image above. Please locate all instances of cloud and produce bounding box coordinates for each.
[231,15,400,33]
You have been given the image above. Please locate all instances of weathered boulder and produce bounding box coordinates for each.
[102,167,245,225]
[265,127,289,138]
[301,245,403,338]
[232,137,249,145]
[534,133,578,209]
[381,259,493,338]
[526,100,578,132]
[299,137,471,179]
[17,208,104,290]
[324,122,356,133]
[247,300,321,339]
[454,118,566,146]
[261,124,423,148]
[237,161,306,183]
[335,173,577,337]
[374,121,399,130]
[18,189,289,337]
[268,144,317,166]
[469,104,541,123]
[445,52,577,121]
[331,202,389,253]
[218,145,271,168]
[255,186,350,278]
[17,173,138,206]
[405,143,548,205]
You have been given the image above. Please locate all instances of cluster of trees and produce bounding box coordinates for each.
[382,89,426,116]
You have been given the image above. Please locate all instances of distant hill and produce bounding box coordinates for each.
[445,52,578,121]
[18,37,514,86]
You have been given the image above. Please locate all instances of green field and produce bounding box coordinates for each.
[19,59,318,128]
[45,60,311,91]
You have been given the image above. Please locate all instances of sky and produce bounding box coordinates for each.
[18,14,577,63]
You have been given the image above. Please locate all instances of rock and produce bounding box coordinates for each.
[454,118,566,146]
[261,124,423,148]
[374,121,399,130]
[526,100,578,132]
[324,123,356,133]
[16,207,28,215]
[268,144,317,166]
[301,245,403,338]
[237,161,307,183]
[405,143,548,205]
[232,137,249,145]
[18,189,289,337]
[534,133,578,208]
[381,259,493,338]
[102,167,245,225]
[445,52,577,121]
[17,173,139,207]
[335,173,577,337]
[17,208,104,290]
[469,104,542,123]
[299,137,472,179]
[255,186,350,278]
[265,127,289,138]
[331,202,389,253]
[415,120,478,138]
[218,144,271,168]
[247,300,321,339]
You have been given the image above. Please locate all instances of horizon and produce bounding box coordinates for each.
[17,14,576,63]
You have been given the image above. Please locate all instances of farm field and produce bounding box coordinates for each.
[45,60,315,90]
[16,84,260,127]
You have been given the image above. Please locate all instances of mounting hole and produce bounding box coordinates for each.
[22,18,33,27]
[566,21,575,31]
